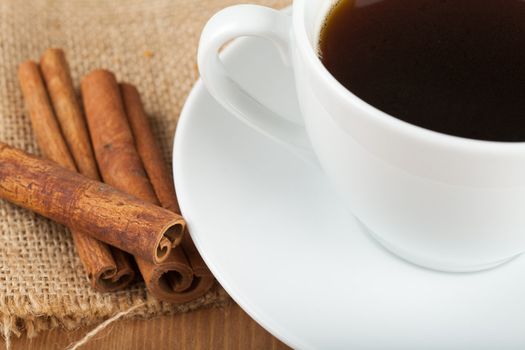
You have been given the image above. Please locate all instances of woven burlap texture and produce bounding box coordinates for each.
[0,0,290,339]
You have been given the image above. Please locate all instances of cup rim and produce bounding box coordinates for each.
[292,0,525,154]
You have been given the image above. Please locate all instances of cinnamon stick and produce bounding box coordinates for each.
[17,60,134,291]
[121,83,215,299]
[0,142,184,264]
[81,70,196,302]
[39,52,196,299]
[38,50,137,291]
[40,49,100,179]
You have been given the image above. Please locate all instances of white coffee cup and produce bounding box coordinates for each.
[198,0,525,272]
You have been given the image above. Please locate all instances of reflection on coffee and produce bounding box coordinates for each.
[319,0,525,142]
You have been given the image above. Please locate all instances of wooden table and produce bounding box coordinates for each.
[5,304,290,349]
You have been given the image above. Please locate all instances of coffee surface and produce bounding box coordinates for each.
[319,0,525,142]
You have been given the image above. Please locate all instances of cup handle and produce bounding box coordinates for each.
[198,5,315,161]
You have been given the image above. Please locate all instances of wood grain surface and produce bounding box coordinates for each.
[4,303,290,350]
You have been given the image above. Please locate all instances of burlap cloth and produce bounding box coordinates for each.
[0,0,290,340]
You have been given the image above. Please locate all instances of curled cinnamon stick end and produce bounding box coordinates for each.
[74,234,135,291]
[147,269,215,304]
[121,83,215,300]
[81,70,185,257]
[0,142,184,264]
[138,249,195,302]
[17,61,134,291]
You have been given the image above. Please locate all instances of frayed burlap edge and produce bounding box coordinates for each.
[1,284,230,340]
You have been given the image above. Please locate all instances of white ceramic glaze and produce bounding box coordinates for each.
[198,1,525,272]
[175,30,525,348]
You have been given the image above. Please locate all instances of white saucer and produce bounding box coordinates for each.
[173,14,525,350]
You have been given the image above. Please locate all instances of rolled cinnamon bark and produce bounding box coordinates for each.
[17,60,134,291]
[38,50,137,290]
[40,49,100,179]
[81,70,195,302]
[121,83,215,299]
[0,142,183,264]
[138,253,194,302]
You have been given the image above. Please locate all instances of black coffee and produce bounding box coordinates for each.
[319,0,525,141]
